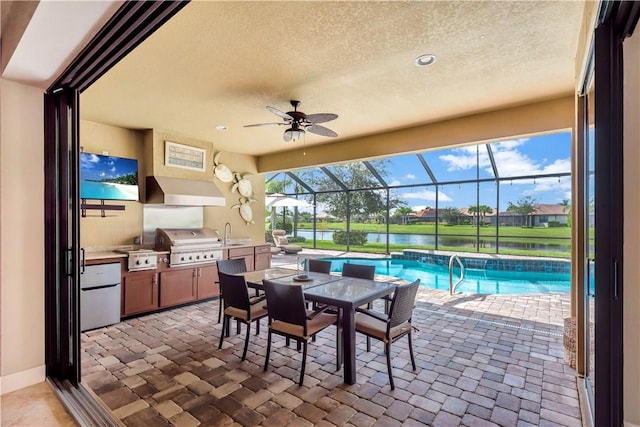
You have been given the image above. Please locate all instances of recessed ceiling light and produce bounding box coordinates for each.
[215,125,229,131]
[415,54,437,67]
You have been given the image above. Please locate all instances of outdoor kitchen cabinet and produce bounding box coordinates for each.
[122,270,159,316]
[196,264,219,299]
[226,246,255,271]
[159,264,219,308]
[254,244,272,270]
[159,267,198,308]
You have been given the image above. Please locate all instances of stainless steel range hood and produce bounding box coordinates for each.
[146,176,226,206]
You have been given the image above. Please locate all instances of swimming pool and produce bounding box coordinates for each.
[319,257,571,295]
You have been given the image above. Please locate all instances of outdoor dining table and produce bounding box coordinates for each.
[240,268,397,385]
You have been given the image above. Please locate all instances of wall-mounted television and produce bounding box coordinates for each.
[80,152,139,201]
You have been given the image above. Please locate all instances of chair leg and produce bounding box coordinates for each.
[385,342,394,390]
[336,309,342,371]
[219,316,227,349]
[366,337,371,352]
[236,319,241,335]
[299,341,308,386]
[264,330,272,371]
[242,321,251,361]
[408,331,416,370]
[256,318,260,335]
[217,295,223,323]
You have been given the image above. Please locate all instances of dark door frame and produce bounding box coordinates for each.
[594,2,640,426]
[43,1,188,423]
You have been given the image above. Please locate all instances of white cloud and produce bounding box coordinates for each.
[400,189,452,202]
[405,173,416,180]
[492,138,528,150]
[439,146,491,172]
[388,179,401,186]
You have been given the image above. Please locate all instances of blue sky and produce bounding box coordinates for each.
[385,132,571,211]
[267,131,572,213]
[80,153,138,181]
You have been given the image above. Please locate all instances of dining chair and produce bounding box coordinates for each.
[355,279,420,390]
[216,259,248,324]
[262,279,341,386]
[308,259,332,274]
[218,271,268,361]
[341,262,375,280]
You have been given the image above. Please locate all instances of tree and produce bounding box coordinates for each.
[559,198,571,227]
[507,196,537,227]
[394,206,415,224]
[441,207,462,225]
[467,204,493,226]
[301,161,403,222]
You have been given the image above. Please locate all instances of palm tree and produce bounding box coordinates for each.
[468,205,493,226]
[394,206,415,224]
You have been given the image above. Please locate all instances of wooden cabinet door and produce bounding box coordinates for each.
[197,265,220,299]
[122,271,158,316]
[228,247,255,271]
[159,268,197,308]
[254,245,272,270]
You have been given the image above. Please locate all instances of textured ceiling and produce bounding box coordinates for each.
[81,1,586,156]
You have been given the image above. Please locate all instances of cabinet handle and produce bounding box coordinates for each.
[198,268,202,278]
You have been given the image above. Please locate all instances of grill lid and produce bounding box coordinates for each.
[155,227,221,250]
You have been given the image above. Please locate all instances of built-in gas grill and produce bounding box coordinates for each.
[155,227,223,267]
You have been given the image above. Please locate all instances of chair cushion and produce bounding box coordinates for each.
[355,312,411,343]
[225,304,268,322]
[280,244,302,253]
[270,312,337,339]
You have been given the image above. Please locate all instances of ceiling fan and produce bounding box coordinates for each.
[244,100,338,142]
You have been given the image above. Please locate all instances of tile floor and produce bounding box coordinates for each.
[79,251,581,427]
[1,381,77,426]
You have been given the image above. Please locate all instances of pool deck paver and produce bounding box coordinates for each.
[81,249,580,426]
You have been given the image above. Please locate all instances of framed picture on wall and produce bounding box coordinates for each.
[165,141,206,171]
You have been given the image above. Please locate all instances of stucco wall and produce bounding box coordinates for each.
[0,78,45,393]
[623,28,640,427]
[80,123,266,248]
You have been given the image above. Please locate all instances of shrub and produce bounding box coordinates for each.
[333,230,368,245]
[548,220,564,227]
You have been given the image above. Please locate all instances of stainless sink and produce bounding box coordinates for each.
[225,238,252,247]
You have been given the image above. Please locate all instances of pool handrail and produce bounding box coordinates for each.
[449,255,465,295]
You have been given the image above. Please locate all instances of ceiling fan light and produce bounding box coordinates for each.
[283,127,305,142]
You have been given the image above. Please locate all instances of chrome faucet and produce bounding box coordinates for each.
[224,222,232,246]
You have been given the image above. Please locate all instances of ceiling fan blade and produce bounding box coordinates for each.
[266,106,293,120]
[306,124,338,137]
[306,113,338,124]
[244,122,287,127]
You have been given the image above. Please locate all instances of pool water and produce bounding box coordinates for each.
[319,257,571,295]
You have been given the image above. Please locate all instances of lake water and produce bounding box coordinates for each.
[295,230,570,253]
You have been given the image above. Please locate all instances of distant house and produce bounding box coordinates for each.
[486,204,569,227]
[414,207,442,223]
[530,204,570,226]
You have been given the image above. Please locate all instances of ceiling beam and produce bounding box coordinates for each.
[257,95,575,174]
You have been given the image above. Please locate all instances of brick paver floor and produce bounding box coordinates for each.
[82,252,581,426]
